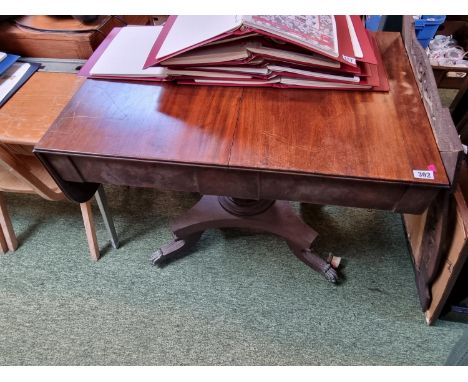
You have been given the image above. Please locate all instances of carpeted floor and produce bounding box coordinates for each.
[0,185,466,365]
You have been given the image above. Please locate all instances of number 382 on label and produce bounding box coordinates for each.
[412,170,434,180]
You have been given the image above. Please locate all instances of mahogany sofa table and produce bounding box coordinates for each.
[34,32,452,285]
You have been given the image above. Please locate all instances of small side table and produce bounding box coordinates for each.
[0,71,119,258]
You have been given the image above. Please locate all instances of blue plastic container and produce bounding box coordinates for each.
[365,15,382,31]
[414,15,446,48]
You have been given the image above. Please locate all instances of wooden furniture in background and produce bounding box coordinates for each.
[0,211,9,252]
[35,30,457,293]
[153,16,169,25]
[425,160,468,324]
[0,71,119,258]
[0,146,117,259]
[405,160,468,324]
[0,16,153,59]
[0,71,84,149]
[400,16,466,321]
[432,66,468,90]
[0,191,17,252]
[432,19,468,90]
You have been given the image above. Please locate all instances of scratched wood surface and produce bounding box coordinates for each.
[37,81,243,166]
[229,32,448,185]
[0,72,84,146]
[36,32,448,187]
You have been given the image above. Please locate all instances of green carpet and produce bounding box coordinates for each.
[0,185,465,365]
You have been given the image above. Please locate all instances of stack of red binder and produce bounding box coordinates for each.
[80,15,389,91]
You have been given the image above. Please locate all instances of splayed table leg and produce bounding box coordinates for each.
[151,195,340,282]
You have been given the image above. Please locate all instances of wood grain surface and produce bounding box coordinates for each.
[229,32,448,185]
[0,72,84,145]
[35,32,448,187]
[37,82,243,166]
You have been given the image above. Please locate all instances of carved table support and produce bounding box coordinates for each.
[151,195,339,283]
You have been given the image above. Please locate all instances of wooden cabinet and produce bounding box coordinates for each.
[0,16,153,59]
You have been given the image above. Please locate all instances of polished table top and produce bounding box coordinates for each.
[34,32,448,214]
[35,32,447,188]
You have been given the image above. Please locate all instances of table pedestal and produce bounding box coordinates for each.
[151,195,339,283]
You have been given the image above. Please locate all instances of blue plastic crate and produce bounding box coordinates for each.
[414,15,446,48]
[365,15,382,31]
